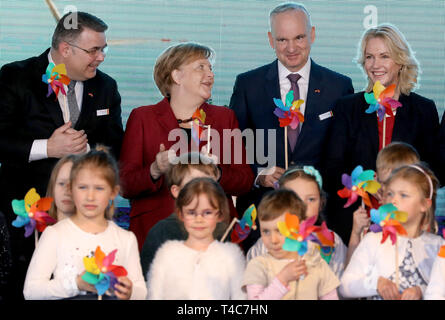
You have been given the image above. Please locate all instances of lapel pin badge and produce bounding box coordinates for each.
[314,89,321,93]
[88,92,94,98]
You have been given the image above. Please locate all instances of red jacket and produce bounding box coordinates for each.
[119,98,254,248]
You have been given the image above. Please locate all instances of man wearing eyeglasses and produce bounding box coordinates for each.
[0,11,123,299]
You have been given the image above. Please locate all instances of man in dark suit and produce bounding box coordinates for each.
[229,2,353,250]
[0,12,123,299]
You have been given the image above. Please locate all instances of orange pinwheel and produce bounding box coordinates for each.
[364,81,402,122]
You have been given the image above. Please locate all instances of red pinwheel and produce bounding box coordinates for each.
[190,108,207,146]
[221,204,257,243]
[11,188,56,245]
[277,213,319,256]
[337,165,381,208]
[42,63,70,98]
[314,221,335,264]
[364,81,402,122]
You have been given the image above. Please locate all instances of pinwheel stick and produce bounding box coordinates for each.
[207,124,211,156]
[383,116,387,149]
[220,217,239,242]
[98,295,102,300]
[395,238,399,292]
[284,127,288,170]
[34,230,38,248]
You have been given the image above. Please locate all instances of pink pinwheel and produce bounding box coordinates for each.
[11,188,56,238]
[337,165,381,208]
[277,213,319,256]
[42,63,70,98]
[369,203,408,245]
[273,90,304,129]
[364,81,402,122]
[82,246,128,297]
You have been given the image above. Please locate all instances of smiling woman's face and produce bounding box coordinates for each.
[174,57,214,102]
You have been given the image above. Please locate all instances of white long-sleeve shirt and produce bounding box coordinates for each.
[147,240,246,300]
[23,218,147,300]
[340,231,444,299]
[425,254,445,299]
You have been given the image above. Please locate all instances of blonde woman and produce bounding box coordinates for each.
[322,24,439,244]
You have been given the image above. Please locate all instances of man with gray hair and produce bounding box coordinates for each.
[0,11,123,299]
[229,2,353,250]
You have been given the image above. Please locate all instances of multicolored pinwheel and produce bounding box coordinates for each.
[273,90,305,129]
[364,81,402,122]
[277,213,319,256]
[82,246,128,297]
[230,204,257,243]
[42,63,71,98]
[191,108,207,146]
[313,221,335,264]
[337,165,381,208]
[369,203,408,245]
[11,188,56,238]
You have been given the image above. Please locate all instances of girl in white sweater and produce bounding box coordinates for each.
[340,164,444,300]
[147,177,246,299]
[23,147,147,300]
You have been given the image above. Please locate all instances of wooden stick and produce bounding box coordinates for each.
[284,126,288,170]
[220,217,238,242]
[294,253,301,300]
[395,237,399,292]
[207,124,211,157]
[34,229,38,248]
[45,0,61,21]
[98,295,102,300]
[382,116,387,149]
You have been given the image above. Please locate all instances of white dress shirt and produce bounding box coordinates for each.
[29,52,85,162]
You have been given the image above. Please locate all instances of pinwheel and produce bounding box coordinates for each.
[11,188,56,246]
[221,204,257,243]
[273,90,305,169]
[313,221,335,264]
[82,246,128,299]
[191,108,209,149]
[438,230,445,258]
[364,81,402,148]
[369,203,408,290]
[42,62,70,98]
[277,213,319,257]
[337,165,381,208]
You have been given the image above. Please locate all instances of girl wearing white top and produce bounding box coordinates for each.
[23,146,147,300]
[424,243,445,299]
[340,163,444,300]
[147,177,246,300]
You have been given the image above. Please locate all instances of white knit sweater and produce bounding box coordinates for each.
[147,240,246,300]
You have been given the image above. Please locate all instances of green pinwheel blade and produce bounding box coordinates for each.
[11,199,27,216]
[285,90,294,107]
[379,203,398,215]
[81,272,100,285]
[357,170,375,182]
[364,92,377,105]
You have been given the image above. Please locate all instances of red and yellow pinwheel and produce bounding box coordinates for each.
[42,63,70,98]
[277,213,319,256]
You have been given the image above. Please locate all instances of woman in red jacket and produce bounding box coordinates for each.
[119,42,254,249]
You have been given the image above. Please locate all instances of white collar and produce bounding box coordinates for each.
[278,58,311,82]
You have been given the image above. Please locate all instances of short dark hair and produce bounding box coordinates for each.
[52,11,108,49]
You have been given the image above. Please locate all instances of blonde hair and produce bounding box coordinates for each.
[257,189,306,222]
[70,145,119,220]
[46,154,78,220]
[386,163,438,233]
[376,142,420,173]
[356,23,420,95]
[165,152,219,189]
[175,177,229,221]
[153,42,214,97]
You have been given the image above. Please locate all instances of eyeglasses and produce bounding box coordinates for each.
[67,42,109,57]
[183,209,219,220]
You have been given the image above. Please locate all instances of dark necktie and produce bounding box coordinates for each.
[67,80,80,126]
[287,73,301,152]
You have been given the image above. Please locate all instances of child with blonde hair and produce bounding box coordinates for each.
[46,155,78,221]
[242,189,340,300]
[147,177,245,299]
[24,147,147,299]
[346,142,420,265]
[247,166,347,279]
[341,163,444,300]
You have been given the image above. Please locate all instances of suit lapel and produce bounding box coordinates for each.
[361,94,379,155]
[75,79,97,130]
[391,94,410,141]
